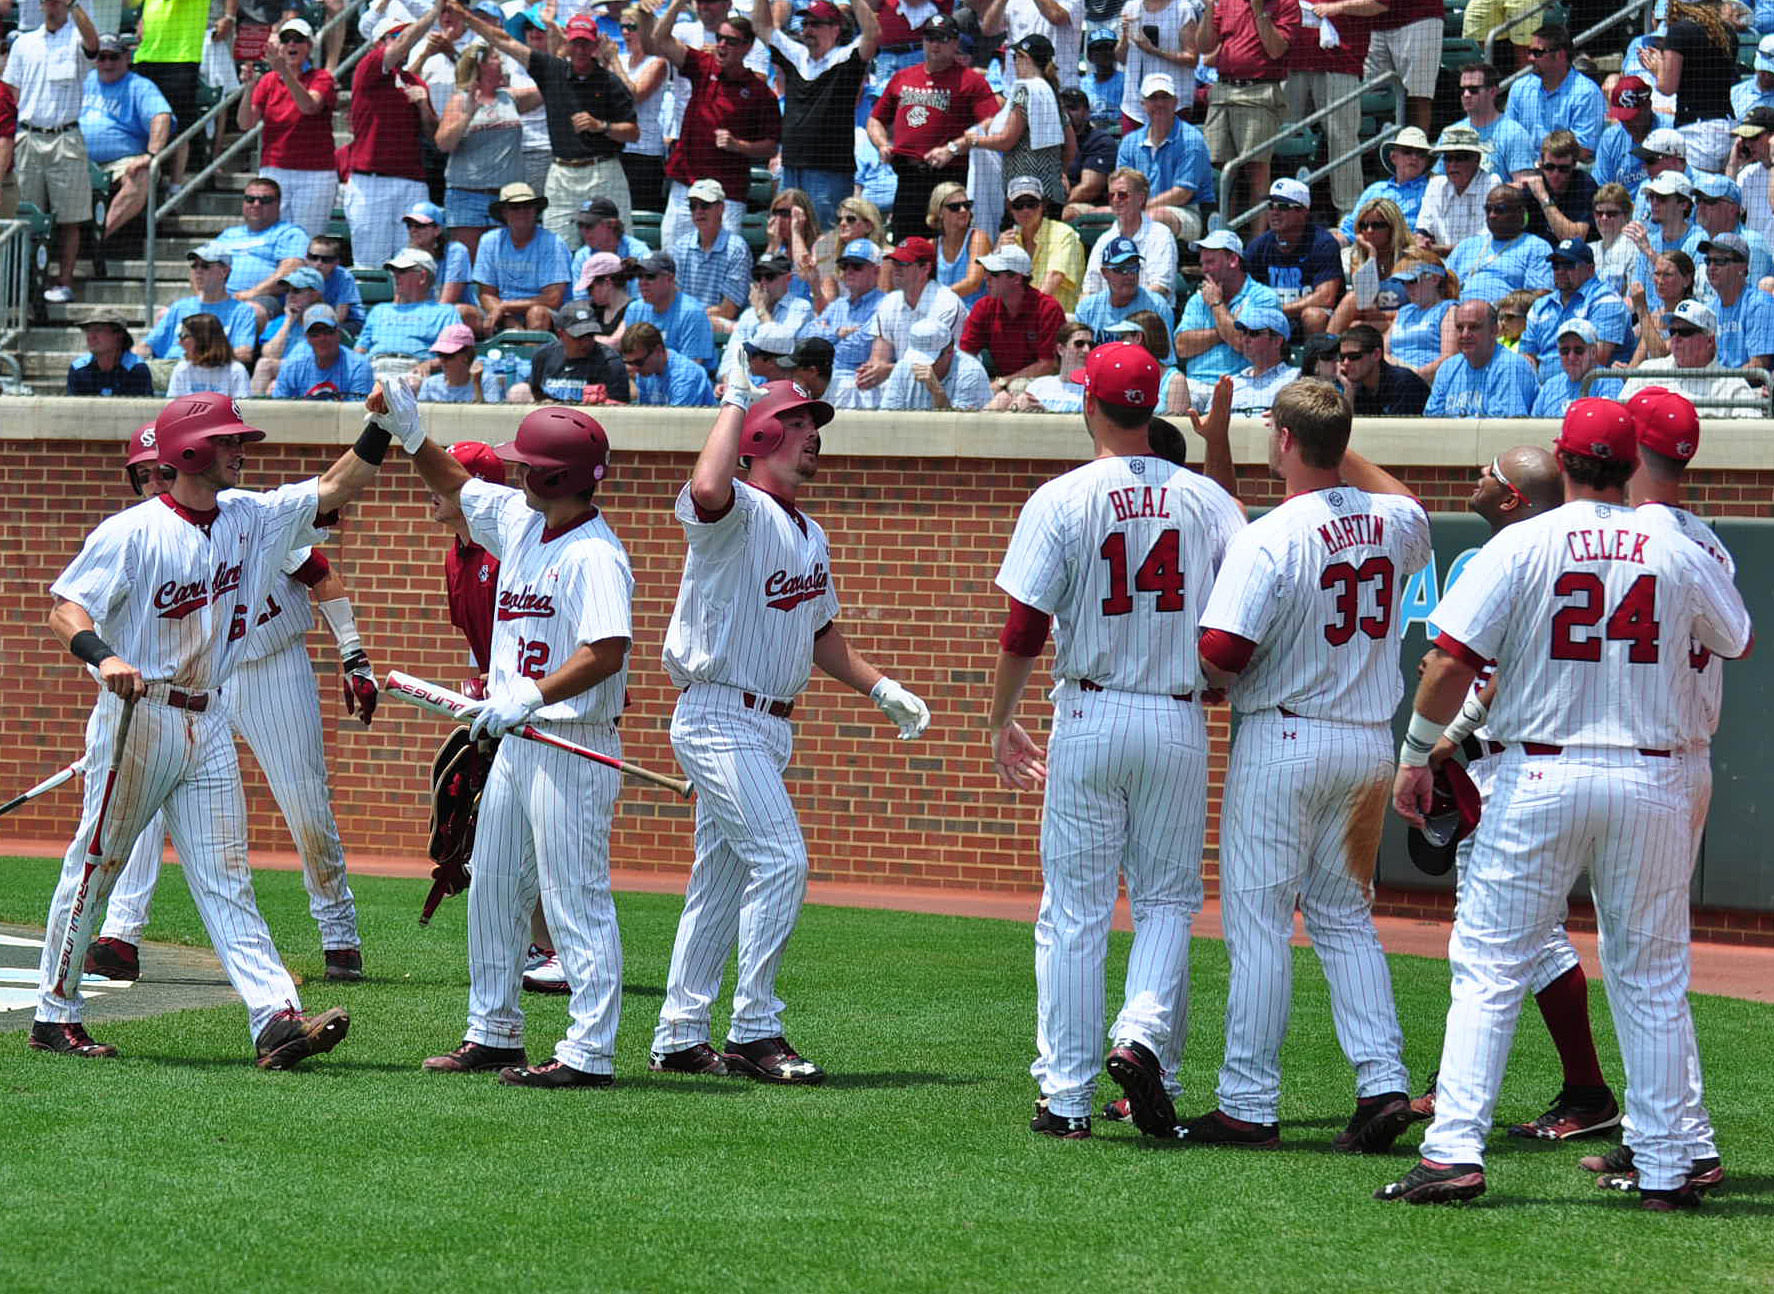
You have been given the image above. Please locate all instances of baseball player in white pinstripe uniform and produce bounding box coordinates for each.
[1189,378,1429,1152]
[650,380,930,1085]
[414,408,636,1088]
[31,389,414,1067]
[87,426,376,984]
[1379,398,1752,1210]
[1411,445,1622,1144]
[989,342,1246,1140]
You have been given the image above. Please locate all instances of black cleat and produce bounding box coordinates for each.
[323,948,365,982]
[1507,1086,1621,1141]
[722,1036,825,1084]
[1105,1040,1182,1138]
[498,1059,614,1088]
[1376,1159,1487,1204]
[649,1042,730,1075]
[423,1040,527,1073]
[84,936,140,981]
[1178,1108,1281,1149]
[1334,1091,1415,1154]
[28,1020,119,1058]
[1030,1098,1091,1139]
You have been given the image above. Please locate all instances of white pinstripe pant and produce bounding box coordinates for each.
[1032,684,1207,1118]
[260,166,340,240]
[100,641,359,952]
[1215,713,1409,1124]
[464,724,624,1074]
[37,691,303,1039]
[1422,746,1700,1190]
[341,173,429,269]
[653,684,807,1053]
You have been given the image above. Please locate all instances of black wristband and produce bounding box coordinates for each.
[353,424,392,465]
[70,629,116,667]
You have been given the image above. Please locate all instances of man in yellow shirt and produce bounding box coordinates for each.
[132,0,232,187]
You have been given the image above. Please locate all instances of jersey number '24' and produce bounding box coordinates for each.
[1550,572,1660,662]
[1099,529,1186,616]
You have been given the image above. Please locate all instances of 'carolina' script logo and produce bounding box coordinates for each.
[764,564,828,612]
[497,588,558,621]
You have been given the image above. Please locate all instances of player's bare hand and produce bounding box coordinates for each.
[366,381,389,415]
[1186,374,1234,444]
[992,722,1046,791]
[98,657,145,701]
[1392,764,1433,828]
[1427,736,1457,771]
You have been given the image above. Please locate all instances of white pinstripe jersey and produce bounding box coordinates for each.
[461,479,634,725]
[1633,501,1735,743]
[50,483,323,692]
[219,489,324,663]
[996,455,1245,695]
[663,479,840,699]
[1200,489,1432,723]
[1432,499,1751,750]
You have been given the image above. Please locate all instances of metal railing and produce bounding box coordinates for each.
[143,0,366,318]
[1580,364,1774,415]
[1216,72,1406,235]
[1500,0,1658,94]
[0,218,36,391]
[1482,0,1564,69]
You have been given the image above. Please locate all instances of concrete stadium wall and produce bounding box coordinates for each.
[3,398,1771,943]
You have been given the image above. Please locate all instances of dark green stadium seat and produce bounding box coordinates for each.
[740,212,769,258]
[1273,126,1319,164]
[1071,210,1115,249]
[747,167,776,212]
[352,268,395,307]
[629,210,663,251]
[477,330,556,364]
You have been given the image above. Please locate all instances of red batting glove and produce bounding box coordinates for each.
[461,678,488,701]
[342,650,379,725]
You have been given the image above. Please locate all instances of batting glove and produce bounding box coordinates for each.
[460,677,489,701]
[384,375,426,454]
[460,676,544,741]
[341,650,379,725]
[721,377,762,412]
[869,677,930,740]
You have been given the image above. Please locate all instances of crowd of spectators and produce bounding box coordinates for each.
[19,0,1773,415]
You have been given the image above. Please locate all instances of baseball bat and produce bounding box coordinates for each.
[384,671,695,799]
[0,762,78,818]
[53,695,137,996]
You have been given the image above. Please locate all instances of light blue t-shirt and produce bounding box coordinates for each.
[634,348,715,406]
[273,346,376,399]
[1424,345,1539,417]
[1081,69,1123,128]
[1731,75,1774,120]
[1591,115,1673,195]
[1074,287,1175,358]
[1115,119,1214,204]
[1448,231,1556,303]
[1531,368,1623,416]
[259,311,314,366]
[433,240,474,298]
[1699,227,1774,300]
[472,226,573,299]
[321,265,366,331]
[1435,115,1538,178]
[213,221,310,295]
[1503,68,1608,156]
[418,369,507,403]
[623,290,717,371]
[79,69,172,164]
[1708,286,1774,366]
[141,296,261,360]
[806,288,882,374]
[1389,299,1454,370]
[1519,276,1631,373]
[1338,174,1430,240]
[355,300,463,357]
[1178,276,1282,384]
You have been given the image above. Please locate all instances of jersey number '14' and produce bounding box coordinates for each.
[1099,529,1185,616]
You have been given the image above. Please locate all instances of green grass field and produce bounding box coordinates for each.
[1,858,1770,1293]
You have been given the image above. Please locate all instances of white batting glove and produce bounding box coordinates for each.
[459,676,544,741]
[721,377,762,412]
[383,375,426,454]
[869,677,930,740]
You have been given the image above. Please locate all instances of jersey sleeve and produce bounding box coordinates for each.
[281,545,314,578]
[994,485,1070,613]
[673,478,755,561]
[1197,525,1283,643]
[564,540,634,650]
[1428,530,1519,661]
[248,479,325,575]
[50,512,136,623]
[1384,494,1433,576]
[459,477,526,560]
[1684,543,1753,659]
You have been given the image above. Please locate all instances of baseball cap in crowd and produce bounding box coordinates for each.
[431,323,478,355]
[637,250,677,275]
[886,236,936,264]
[449,440,507,485]
[1389,260,1444,282]
[1189,229,1243,256]
[745,319,802,361]
[1013,32,1055,63]
[1269,177,1310,209]
[1644,170,1695,200]
[1733,106,1774,139]
[1372,278,1410,309]
[1608,75,1652,121]
[576,196,620,224]
[1087,26,1117,45]
[979,244,1034,276]
[1234,302,1289,336]
[1667,298,1719,334]
[554,301,602,338]
[187,240,233,266]
[1430,124,1488,157]
[1700,231,1751,263]
[564,13,600,40]
[1633,389,1702,461]
[1548,238,1594,265]
[1633,127,1687,161]
[837,237,883,266]
[1006,175,1045,203]
[1694,172,1743,206]
[752,252,793,279]
[687,178,726,204]
[277,265,326,292]
[785,336,834,373]
[1139,72,1176,99]
[403,201,445,227]
[1103,319,1144,338]
[1102,235,1143,268]
[804,0,843,21]
[490,182,547,219]
[1556,318,1599,346]
[96,32,125,54]
[279,16,315,39]
[1757,32,1774,72]
[1556,397,1639,467]
[921,13,959,39]
[386,247,438,276]
[505,3,547,38]
[903,317,953,367]
[580,250,624,280]
[372,13,410,41]
[1082,340,1159,409]
[302,303,340,332]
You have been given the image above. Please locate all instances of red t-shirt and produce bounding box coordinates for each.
[347,48,427,180]
[253,66,339,171]
[0,82,17,140]
[875,0,953,47]
[446,538,499,674]
[959,286,1066,377]
[665,48,781,199]
[1211,0,1300,81]
[1292,9,1373,77]
[870,62,998,160]
[1373,0,1441,29]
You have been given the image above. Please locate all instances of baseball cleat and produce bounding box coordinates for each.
[423,1041,528,1073]
[1178,1109,1281,1149]
[522,945,569,995]
[84,936,140,981]
[1595,1151,1724,1197]
[323,948,365,982]
[1100,1097,1132,1123]
[1106,1040,1183,1138]
[1333,1092,1416,1154]
[1030,1099,1091,1140]
[1507,1087,1621,1141]
[1579,1143,1634,1176]
[27,1020,119,1058]
[254,1006,350,1070]
[1375,1159,1487,1204]
[1405,1070,1437,1123]
[722,1036,825,1085]
[1640,1184,1705,1212]
[649,1043,730,1075]
[498,1059,614,1088]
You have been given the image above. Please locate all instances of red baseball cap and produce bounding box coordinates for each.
[885,236,936,264]
[564,13,599,40]
[1081,341,1160,410]
[449,439,508,485]
[1609,75,1651,121]
[1555,397,1639,468]
[805,0,842,19]
[1632,389,1701,462]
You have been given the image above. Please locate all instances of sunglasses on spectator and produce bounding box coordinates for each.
[715,33,746,46]
[1540,161,1574,172]
[1669,324,1705,337]
[1710,253,1747,265]
[1557,342,1589,354]
[282,33,311,43]
[620,21,637,29]
[1009,198,1043,211]
[837,212,868,225]
[1270,201,1305,211]
[752,268,787,281]
[1338,349,1371,361]
[1103,262,1140,273]
[1459,84,1487,94]
[1527,46,1554,58]
[640,272,666,281]
[838,259,873,270]
[1357,219,1389,231]
[769,207,793,218]
[688,198,721,210]
[308,252,340,263]
[944,199,974,212]
[243,194,277,204]
[97,52,125,61]
[1484,203,1519,214]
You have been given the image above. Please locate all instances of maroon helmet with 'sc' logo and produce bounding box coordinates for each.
[154,393,266,473]
[742,380,834,459]
[493,406,609,499]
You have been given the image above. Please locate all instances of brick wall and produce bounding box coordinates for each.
[4,439,1769,943]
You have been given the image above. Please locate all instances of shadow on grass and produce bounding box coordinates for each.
[819,1070,990,1091]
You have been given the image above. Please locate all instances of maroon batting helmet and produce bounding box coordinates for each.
[154,393,266,474]
[742,380,833,459]
[125,422,161,495]
[1407,759,1482,877]
[493,406,609,499]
